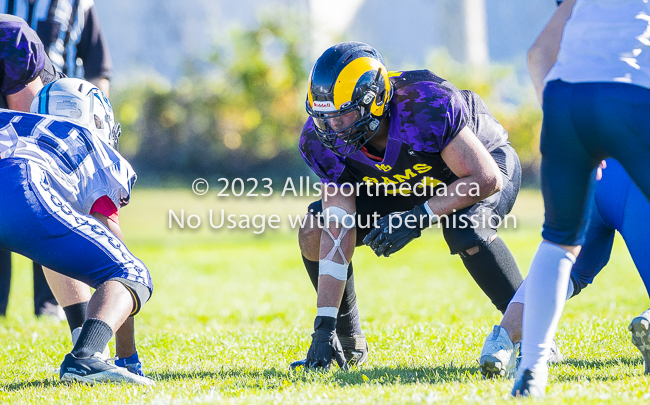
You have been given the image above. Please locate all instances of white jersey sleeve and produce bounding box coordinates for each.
[77,144,136,214]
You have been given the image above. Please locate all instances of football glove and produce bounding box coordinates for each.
[303,316,348,370]
[363,203,435,257]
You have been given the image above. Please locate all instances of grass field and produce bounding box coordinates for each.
[1,188,649,404]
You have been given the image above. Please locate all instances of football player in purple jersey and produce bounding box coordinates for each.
[291,41,526,369]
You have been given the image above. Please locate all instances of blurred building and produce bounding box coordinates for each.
[95,0,556,84]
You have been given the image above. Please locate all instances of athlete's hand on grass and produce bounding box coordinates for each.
[363,204,434,257]
[304,316,348,370]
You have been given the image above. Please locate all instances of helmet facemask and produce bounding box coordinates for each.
[88,88,121,150]
[307,68,386,157]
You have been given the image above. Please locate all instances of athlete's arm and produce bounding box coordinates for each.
[6,76,43,112]
[364,126,502,257]
[528,0,576,104]
[428,126,503,215]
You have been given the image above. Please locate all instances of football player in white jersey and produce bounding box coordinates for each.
[513,0,650,397]
[0,77,153,385]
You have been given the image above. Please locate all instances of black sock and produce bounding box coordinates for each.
[460,237,523,314]
[301,256,362,337]
[63,301,89,332]
[0,249,11,316]
[70,318,113,358]
[336,271,362,337]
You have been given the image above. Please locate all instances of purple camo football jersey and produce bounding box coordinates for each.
[299,70,509,189]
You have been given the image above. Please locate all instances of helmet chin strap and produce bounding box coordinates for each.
[360,113,387,145]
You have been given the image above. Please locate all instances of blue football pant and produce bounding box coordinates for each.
[570,159,650,298]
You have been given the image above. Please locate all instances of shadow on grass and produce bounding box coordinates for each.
[2,378,60,391]
[5,357,643,391]
[149,363,481,387]
[149,356,649,387]
[553,355,645,382]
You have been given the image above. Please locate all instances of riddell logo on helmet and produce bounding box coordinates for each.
[312,101,335,112]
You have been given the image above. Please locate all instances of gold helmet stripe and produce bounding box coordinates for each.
[307,69,314,108]
[333,57,389,116]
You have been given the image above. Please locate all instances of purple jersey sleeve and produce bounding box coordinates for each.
[0,15,46,96]
[299,119,348,186]
[393,80,468,153]
[440,89,468,150]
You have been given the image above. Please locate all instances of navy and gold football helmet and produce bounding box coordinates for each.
[307,42,392,157]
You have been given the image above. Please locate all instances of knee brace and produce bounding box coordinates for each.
[109,277,152,316]
[319,206,356,281]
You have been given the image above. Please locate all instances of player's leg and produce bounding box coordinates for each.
[603,161,650,374]
[33,262,64,319]
[573,86,650,378]
[41,267,118,361]
[296,200,366,366]
[42,267,92,331]
[439,145,523,376]
[503,176,617,340]
[483,184,616,378]
[513,80,603,397]
[113,317,146,376]
[0,159,153,385]
[565,159,625,299]
[0,249,11,316]
[619,183,650,297]
[442,144,524,315]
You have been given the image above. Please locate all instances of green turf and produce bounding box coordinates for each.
[1,188,649,403]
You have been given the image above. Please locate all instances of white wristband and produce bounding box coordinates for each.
[422,202,439,224]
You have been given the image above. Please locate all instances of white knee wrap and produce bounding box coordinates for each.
[319,206,356,281]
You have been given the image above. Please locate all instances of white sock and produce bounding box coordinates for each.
[510,277,527,305]
[510,267,575,305]
[520,241,576,375]
[566,276,575,299]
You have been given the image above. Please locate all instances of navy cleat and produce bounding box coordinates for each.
[511,368,546,398]
[629,309,650,374]
[60,353,154,385]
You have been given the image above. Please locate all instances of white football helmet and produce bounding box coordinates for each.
[30,78,121,149]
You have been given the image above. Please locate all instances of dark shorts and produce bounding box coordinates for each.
[308,144,521,254]
[540,80,650,245]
